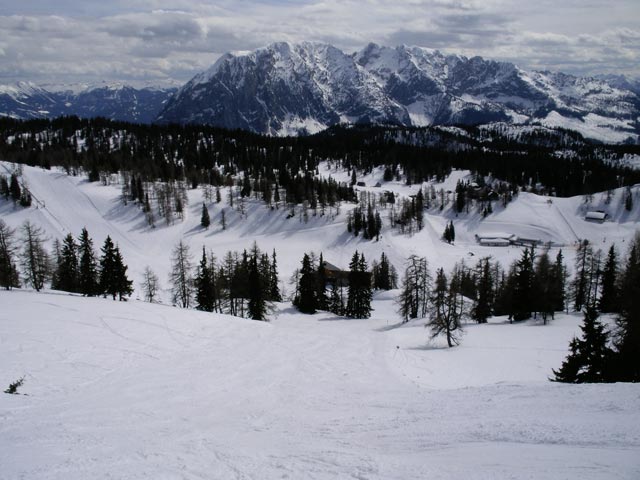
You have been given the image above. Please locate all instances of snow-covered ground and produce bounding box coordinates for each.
[2,161,639,300]
[1,161,640,478]
[1,290,639,479]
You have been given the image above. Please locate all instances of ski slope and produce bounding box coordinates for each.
[1,290,639,479]
[2,161,639,302]
[1,161,640,478]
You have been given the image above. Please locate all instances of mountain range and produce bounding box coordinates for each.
[0,82,176,124]
[2,42,639,143]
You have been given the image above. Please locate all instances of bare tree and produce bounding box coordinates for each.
[141,266,160,303]
[169,240,193,308]
[19,221,50,291]
[427,267,464,347]
[397,255,431,322]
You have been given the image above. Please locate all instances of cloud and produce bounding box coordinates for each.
[0,0,638,85]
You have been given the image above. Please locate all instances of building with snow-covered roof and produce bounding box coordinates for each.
[585,211,608,223]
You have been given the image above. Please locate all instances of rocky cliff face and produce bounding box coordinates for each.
[156,42,639,142]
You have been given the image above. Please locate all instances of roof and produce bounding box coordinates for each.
[322,261,344,272]
[479,238,511,246]
[585,211,607,220]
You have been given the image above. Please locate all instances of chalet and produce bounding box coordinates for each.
[475,233,518,247]
[321,261,350,287]
[321,261,372,287]
[478,237,511,247]
[585,211,608,223]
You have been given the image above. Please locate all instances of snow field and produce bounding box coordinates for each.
[1,290,639,479]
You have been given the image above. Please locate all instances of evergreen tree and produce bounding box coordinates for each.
[534,251,554,323]
[169,240,194,308]
[99,237,132,300]
[373,252,395,290]
[269,249,282,302]
[512,247,535,321]
[19,221,50,291]
[328,282,344,316]
[346,252,372,319]
[195,247,216,312]
[598,245,619,313]
[0,219,20,289]
[613,236,640,381]
[549,250,567,313]
[553,307,613,383]
[294,253,317,314]
[247,252,267,320]
[78,228,99,296]
[200,202,210,229]
[54,233,79,293]
[316,253,328,310]
[112,245,133,300]
[472,257,494,323]
[397,255,430,322]
[9,174,21,203]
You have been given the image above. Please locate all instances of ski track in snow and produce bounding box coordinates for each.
[1,291,639,479]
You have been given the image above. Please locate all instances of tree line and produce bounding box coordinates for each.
[0,220,132,300]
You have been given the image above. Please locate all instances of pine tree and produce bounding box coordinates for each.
[19,221,50,291]
[346,252,372,319]
[472,257,494,323]
[397,255,430,322]
[373,252,394,290]
[294,253,317,314]
[78,228,99,296]
[0,219,20,290]
[598,245,619,313]
[613,236,640,381]
[112,245,133,300]
[247,252,267,320]
[269,249,282,302]
[316,253,328,310]
[512,247,535,321]
[200,202,210,229]
[54,233,79,293]
[169,240,194,308]
[99,236,117,298]
[553,307,613,383]
[549,250,567,313]
[534,251,554,323]
[328,282,344,316]
[194,247,215,312]
[9,174,21,203]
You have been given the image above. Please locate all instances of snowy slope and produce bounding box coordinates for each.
[2,161,639,301]
[2,290,639,479]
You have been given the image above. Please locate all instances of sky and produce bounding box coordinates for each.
[0,0,638,87]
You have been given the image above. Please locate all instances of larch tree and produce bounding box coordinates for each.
[19,220,50,292]
[170,240,194,308]
[141,266,160,303]
[397,255,430,322]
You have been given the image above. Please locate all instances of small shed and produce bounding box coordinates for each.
[585,211,608,223]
